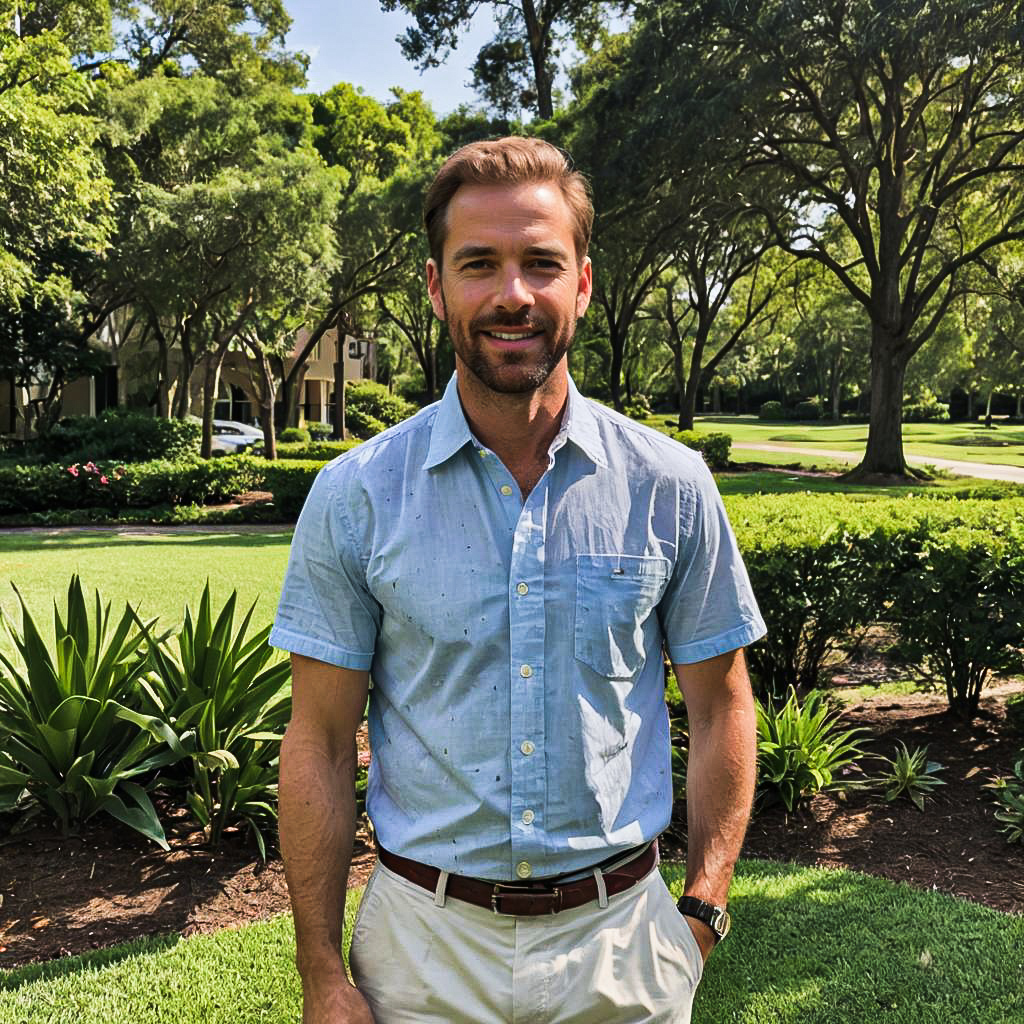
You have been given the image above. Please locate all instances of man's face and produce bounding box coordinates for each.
[426,182,592,395]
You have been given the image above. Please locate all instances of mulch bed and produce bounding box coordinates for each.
[1,684,1021,970]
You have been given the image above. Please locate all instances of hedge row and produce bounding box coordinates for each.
[725,494,1024,717]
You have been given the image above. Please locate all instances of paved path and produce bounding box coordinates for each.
[735,442,1024,483]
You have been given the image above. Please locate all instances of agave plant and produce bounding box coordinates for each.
[756,688,868,812]
[873,742,946,811]
[0,577,187,847]
[137,582,291,859]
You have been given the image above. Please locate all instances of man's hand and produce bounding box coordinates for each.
[683,916,716,964]
[302,973,375,1023]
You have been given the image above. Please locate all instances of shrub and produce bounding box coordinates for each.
[278,426,311,444]
[345,379,417,437]
[0,456,264,514]
[260,459,325,518]
[892,523,1024,718]
[0,577,188,846]
[305,421,333,440]
[755,688,868,812]
[904,394,950,422]
[38,410,201,463]
[871,742,946,811]
[623,393,653,420]
[794,399,821,420]
[759,400,784,420]
[137,583,291,858]
[673,431,732,470]
[987,756,1024,844]
[276,440,360,461]
[1006,693,1024,734]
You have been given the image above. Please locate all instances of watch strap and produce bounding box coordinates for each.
[676,895,730,942]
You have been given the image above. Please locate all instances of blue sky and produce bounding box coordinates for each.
[284,1,496,113]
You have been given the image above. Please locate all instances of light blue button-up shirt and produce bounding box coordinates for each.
[271,374,765,881]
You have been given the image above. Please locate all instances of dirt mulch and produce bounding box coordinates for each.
[1,685,1022,970]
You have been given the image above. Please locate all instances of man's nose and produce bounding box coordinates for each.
[494,265,534,311]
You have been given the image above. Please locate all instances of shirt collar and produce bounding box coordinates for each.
[423,371,608,471]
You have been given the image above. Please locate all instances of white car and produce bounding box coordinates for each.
[208,419,264,455]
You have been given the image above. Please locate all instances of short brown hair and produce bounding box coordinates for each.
[424,137,593,269]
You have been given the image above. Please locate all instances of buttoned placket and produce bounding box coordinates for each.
[476,434,565,880]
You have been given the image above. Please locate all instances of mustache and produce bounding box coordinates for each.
[470,314,550,332]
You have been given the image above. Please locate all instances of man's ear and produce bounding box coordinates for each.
[576,256,593,318]
[426,258,446,321]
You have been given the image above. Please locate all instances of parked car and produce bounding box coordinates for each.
[189,416,264,455]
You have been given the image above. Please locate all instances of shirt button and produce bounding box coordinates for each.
[500,484,513,496]
[521,809,535,825]
[516,582,529,596]
[520,740,535,756]
[516,861,532,879]
[519,664,532,678]
[478,449,487,457]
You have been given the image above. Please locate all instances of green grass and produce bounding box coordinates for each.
[2,861,1020,1023]
[0,531,293,641]
[660,415,1024,469]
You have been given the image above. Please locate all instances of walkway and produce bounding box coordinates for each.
[735,443,1024,484]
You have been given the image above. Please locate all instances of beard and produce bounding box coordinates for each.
[443,297,577,395]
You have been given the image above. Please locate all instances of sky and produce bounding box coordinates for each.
[283,1,496,113]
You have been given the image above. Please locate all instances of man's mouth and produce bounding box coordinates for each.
[486,330,541,341]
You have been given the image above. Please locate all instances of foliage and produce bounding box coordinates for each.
[0,457,263,514]
[38,410,201,463]
[871,742,946,812]
[0,576,186,846]
[275,440,360,461]
[1006,693,1024,735]
[673,430,732,470]
[345,380,417,428]
[759,400,784,420]
[669,717,688,801]
[903,394,950,423]
[755,689,868,812]
[304,421,333,440]
[278,427,310,444]
[987,756,1024,845]
[136,583,291,858]
[892,524,1024,718]
[259,459,325,518]
[794,400,821,421]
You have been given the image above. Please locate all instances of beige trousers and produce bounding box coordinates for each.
[349,859,703,1024]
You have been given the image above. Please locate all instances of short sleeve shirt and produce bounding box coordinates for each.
[270,374,766,881]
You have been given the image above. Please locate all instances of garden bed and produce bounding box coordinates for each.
[1,685,1020,969]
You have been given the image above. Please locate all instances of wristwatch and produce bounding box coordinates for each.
[676,896,731,943]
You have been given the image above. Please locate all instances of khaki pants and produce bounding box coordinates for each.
[349,859,703,1023]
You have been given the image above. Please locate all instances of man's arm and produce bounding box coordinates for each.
[279,652,374,1024]
[671,647,758,961]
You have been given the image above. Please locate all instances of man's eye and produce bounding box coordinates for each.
[531,259,561,270]
[462,260,490,270]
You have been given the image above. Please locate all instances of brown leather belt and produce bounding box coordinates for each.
[376,841,658,916]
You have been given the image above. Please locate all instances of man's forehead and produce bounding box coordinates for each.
[444,182,575,247]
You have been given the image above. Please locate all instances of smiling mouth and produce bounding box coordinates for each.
[483,329,542,341]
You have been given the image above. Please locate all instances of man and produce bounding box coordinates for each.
[271,136,766,1024]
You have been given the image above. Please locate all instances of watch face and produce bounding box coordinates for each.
[710,906,731,941]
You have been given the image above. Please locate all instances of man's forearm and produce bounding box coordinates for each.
[680,655,758,907]
[279,727,359,978]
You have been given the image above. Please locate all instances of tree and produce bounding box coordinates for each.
[380,0,623,120]
[646,0,1024,477]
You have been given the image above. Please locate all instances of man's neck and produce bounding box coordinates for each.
[456,360,569,494]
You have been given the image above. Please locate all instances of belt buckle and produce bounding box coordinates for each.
[491,883,562,915]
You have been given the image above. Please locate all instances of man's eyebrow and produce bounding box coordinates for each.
[524,245,569,260]
[451,245,497,263]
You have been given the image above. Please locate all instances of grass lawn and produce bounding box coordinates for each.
[0,531,293,641]
[668,415,1024,469]
[1,861,1020,1024]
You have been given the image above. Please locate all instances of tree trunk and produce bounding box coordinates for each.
[608,326,626,411]
[830,352,842,422]
[984,388,994,428]
[199,352,224,460]
[850,337,910,477]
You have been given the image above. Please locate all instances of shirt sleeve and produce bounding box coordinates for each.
[269,463,381,670]
[658,459,766,664]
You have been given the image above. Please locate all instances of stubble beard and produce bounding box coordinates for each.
[442,292,577,396]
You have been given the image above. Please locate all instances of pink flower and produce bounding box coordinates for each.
[84,461,97,473]
[99,475,109,485]
[67,465,79,477]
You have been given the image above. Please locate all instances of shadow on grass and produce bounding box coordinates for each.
[0,531,293,554]
[0,934,180,992]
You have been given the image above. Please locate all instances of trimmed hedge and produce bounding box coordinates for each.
[345,380,417,438]
[259,460,326,518]
[673,430,732,470]
[275,440,362,461]
[0,456,263,513]
[36,410,201,463]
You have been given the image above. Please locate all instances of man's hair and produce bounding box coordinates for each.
[424,137,594,269]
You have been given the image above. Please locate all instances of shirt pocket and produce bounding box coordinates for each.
[574,554,671,678]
